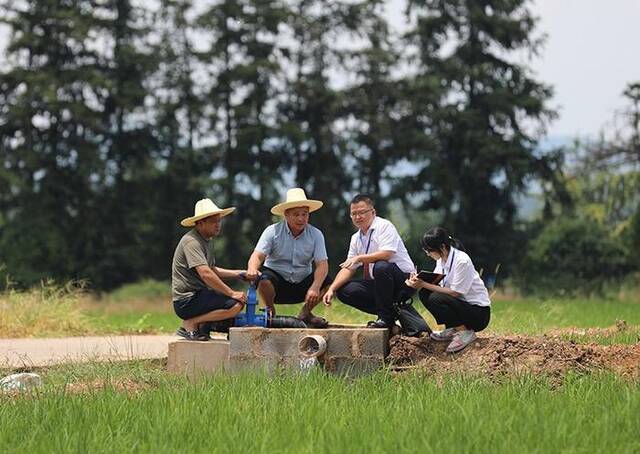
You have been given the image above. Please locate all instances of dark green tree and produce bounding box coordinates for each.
[89,0,160,288]
[339,0,406,214]
[279,0,373,262]
[401,0,556,270]
[0,0,110,286]
[196,0,290,266]
[139,0,212,281]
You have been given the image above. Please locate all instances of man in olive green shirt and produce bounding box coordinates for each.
[172,198,247,341]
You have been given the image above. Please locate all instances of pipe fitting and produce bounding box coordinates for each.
[298,335,327,358]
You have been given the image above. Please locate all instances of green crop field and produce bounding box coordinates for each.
[1,361,639,453]
[1,281,640,452]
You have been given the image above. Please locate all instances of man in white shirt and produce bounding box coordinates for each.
[322,194,415,328]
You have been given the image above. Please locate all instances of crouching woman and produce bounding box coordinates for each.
[405,227,491,352]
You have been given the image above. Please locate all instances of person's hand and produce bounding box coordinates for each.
[405,272,421,290]
[246,267,261,282]
[340,256,361,270]
[305,286,320,305]
[231,290,247,304]
[322,289,334,306]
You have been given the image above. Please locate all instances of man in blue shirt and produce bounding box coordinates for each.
[246,188,331,328]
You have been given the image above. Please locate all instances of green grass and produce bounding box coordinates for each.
[4,279,640,344]
[64,296,640,346]
[83,311,179,334]
[489,297,640,332]
[104,279,170,303]
[1,365,638,453]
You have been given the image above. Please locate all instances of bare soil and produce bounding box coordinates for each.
[388,331,640,379]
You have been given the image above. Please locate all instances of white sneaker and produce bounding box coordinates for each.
[430,327,456,342]
[446,330,477,353]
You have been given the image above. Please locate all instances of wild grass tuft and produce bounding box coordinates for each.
[0,281,90,338]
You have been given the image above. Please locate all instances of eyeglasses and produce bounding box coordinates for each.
[422,248,436,255]
[349,209,374,218]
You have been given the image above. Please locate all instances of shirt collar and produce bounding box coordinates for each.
[193,228,211,242]
[443,247,456,269]
[284,221,306,237]
[360,216,378,236]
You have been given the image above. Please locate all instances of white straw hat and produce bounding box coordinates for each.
[270,188,323,217]
[180,198,235,227]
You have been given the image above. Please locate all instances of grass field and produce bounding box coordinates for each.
[1,281,640,452]
[3,280,640,345]
[1,360,638,453]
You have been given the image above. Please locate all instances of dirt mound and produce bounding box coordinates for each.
[388,334,640,379]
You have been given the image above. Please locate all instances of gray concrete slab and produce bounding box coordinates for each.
[167,339,230,376]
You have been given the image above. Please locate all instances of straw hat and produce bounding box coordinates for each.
[181,198,235,227]
[271,188,323,216]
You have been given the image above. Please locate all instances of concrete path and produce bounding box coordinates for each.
[0,335,182,368]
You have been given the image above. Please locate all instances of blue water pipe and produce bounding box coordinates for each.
[234,275,269,327]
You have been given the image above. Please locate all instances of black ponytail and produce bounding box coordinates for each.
[421,227,465,253]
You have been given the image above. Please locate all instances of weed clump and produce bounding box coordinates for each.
[0,281,89,338]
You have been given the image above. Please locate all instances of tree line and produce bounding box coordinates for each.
[0,0,637,293]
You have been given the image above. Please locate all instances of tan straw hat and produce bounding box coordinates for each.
[271,188,323,217]
[180,198,235,227]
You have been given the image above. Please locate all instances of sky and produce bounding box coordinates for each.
[1,0,639,142]
[384,0,640,141]
[529,0,640,139]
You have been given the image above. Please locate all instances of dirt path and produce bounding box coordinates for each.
[0,335,184,368]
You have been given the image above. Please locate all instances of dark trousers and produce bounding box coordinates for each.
[336,261,414,323]
[418,289,490,332]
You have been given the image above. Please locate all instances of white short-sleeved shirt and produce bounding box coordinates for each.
[347,216,415,276]
[255,221,328,283]
[433,247,491,307]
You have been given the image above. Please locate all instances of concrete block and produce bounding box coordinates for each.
[354,330,390,357]
[228,326,389,376]
[256,331,299,357]
[167,339,229,376]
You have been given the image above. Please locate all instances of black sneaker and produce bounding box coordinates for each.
[366,319,391,329]
[176,327,209,341]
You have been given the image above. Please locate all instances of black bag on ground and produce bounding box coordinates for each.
[395,297,431,337]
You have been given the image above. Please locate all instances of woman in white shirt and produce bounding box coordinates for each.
[405,227,491,352]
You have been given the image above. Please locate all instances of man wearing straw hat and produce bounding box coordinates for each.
[246,188,331,328]
[172,198,248,341]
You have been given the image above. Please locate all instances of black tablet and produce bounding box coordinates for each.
[416,271,445,284]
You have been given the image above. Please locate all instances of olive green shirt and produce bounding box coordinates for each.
[171,229,216,301]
